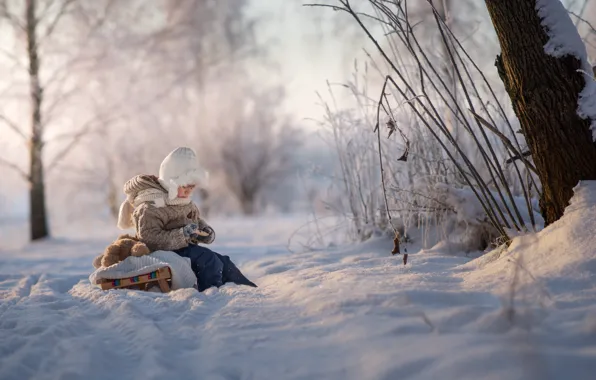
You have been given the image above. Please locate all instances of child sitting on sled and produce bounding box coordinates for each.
[117,146,257,292]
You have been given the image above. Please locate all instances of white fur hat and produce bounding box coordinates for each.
[158,147,207,200]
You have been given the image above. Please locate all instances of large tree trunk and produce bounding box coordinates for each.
[27,0,49,240]
[485,0,596,225]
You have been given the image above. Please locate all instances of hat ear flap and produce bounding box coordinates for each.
[168,179,178,200]
[117,201,134,230]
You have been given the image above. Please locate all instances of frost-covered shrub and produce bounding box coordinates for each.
[314,77,391,242]
[315,0,541,250]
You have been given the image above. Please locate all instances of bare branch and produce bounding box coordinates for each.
[46,121,98,173]
[375,82,401,256]
[0,114,28,141]
[569,10,596,35]
[303,4,346,12]
[0,156,30,182]
[39,0,76,41]
[468,108,538,174]
[0,46,26,67]
[0,0,24,30]
[505,151,532,165]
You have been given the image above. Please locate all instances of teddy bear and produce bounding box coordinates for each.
[92,234,152,268]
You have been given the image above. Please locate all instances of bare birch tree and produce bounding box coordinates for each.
[0,0,112,240]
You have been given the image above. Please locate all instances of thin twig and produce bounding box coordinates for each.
[0,114,28,141]
[0,156,30,182]
[375,77,402,257]
[468,109,537,174]
[303,3,345,11]
[569,10,596,33]
[40,0,76,41]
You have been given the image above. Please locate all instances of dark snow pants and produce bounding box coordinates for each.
[174,245,257,292]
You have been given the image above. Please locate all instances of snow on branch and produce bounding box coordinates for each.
[536,0,596,141]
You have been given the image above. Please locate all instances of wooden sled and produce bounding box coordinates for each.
[97,267,172,293]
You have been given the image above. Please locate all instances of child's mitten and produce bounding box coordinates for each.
[183,223,199,239]
[189,227,214,245]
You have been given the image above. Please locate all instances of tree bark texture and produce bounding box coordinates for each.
[26,0,49,240]
[485,0,596,225]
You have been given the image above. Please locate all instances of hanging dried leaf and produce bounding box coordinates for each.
[386,119,396,138]
[397,140,410,162]
[391,232,400,255]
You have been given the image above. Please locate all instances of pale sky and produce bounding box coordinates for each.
[247,1,367,125]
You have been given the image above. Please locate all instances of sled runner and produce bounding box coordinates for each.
[97,267,172,292]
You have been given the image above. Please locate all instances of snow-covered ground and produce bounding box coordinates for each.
[1,183,596,380]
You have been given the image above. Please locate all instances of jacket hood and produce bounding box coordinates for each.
[123,175,166,201]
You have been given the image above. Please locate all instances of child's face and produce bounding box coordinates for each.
[177,185,196,198]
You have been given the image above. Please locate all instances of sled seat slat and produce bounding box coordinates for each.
[97,267,172,292]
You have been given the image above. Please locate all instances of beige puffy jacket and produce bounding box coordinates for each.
[119,175,214,252]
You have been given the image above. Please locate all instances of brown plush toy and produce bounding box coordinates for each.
[92,234,152,269]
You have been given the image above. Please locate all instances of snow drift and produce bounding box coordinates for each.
[1,188,596,379]
[461,180,596,293]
